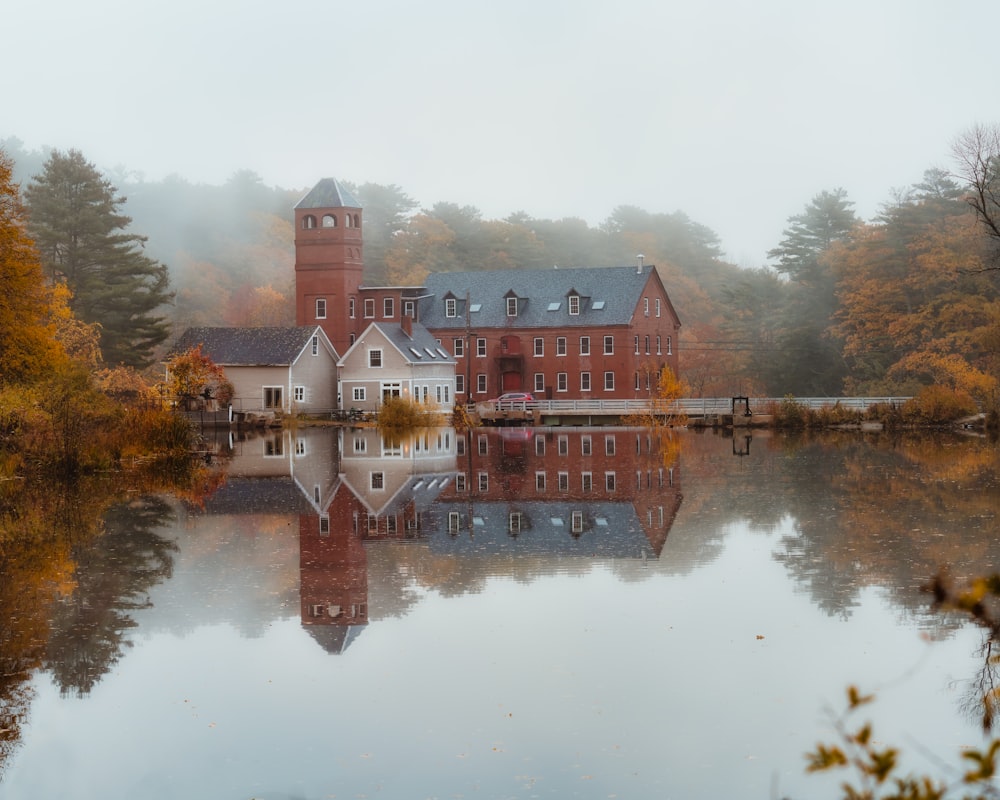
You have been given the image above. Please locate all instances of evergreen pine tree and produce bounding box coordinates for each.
[25,149,172,368]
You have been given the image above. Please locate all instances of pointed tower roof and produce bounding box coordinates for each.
[294,177,361,210]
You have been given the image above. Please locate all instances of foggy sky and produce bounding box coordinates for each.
[5,0,998,265]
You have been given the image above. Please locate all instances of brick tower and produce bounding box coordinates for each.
[294,178,363,354]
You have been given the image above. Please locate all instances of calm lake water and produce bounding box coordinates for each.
[3,426,1000,799]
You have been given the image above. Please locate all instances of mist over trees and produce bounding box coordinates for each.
[4,129,1000,403]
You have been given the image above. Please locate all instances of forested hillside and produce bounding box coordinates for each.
[5,130,1000,405]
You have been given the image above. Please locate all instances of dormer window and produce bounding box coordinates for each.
[568,294,580,316]
[445,297,457,318]
[506,296,518,317]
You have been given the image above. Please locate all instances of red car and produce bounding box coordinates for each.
[493,392,534,404]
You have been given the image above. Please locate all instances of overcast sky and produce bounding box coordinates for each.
[4,0,998,265]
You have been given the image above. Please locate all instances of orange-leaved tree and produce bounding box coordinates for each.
[0,149,68,384]
[165,345,233,409]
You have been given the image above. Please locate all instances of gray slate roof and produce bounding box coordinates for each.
[376,321,457,365]
[294,178,360,210]
[170,326,323,366]
[418,264,657,330]
[341,321,455,366]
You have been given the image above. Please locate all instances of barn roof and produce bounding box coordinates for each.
[169,326,329,366]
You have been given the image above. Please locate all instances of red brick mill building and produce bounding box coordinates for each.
[294,178,682,403]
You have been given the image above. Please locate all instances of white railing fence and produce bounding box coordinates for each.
[484,397,912,415]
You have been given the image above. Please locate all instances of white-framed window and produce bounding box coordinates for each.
[645,335,650,355]
[558,471,569,492]
[604,336,614,355]
[349,297,356,318]
[477,338,487,357]
[534,337,544,357]
[557,372,568,392]
[580,336,590,356]
[353,386,366,401]
[369,349,383,368]
[353,436,366,452]
[571,510,584,533]
[453,338,465,357]
[534,372,544,393]
[606,472,616,492]
[582,472,593,493]
[509,512,522,533]
[297,439,307,456]
[311,335,319,356]
[535,471,546,491]
[478,435,488,455]
[371,472,385,490]
[477,374,487,394]
[364,298,375,318]
[635,372,641,391]
[456,374,465,394]
[558,435,568,456]
[568,294,580,315]
[534,435,545,455]
[581,372,591,391]
[381,382,402,400]
[644,297,649,316]
[264,435,283,457]
[667,335,673,355]
[478,472,489,492]
[556,337,566,356]
[506,296,518,317]
[446,297,457,318]
[264,386,283,409]
[383,297,394,318]
[448,511,461,533]
[657,335,662,355]
[581,435,592,456]
[404,300,415,318]
[604,371,615,391]
[294,386,305,402]
[605,435,616,456]
[455,473,467,492]
[316,298,327,319]
[436,385,443,404]
[443,384,450,404]
[634,336,640,355]
[655,298,661,317]
[349,333,356,346]
[320,515,330,535]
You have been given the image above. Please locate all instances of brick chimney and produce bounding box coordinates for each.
[400,313,413,338]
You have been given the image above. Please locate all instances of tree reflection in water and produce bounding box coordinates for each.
[0,459,214,773]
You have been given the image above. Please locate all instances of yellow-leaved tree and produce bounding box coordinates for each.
[0,149,68,384]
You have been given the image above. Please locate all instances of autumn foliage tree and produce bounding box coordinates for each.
[165,345,233,408]
[0,149,68,384]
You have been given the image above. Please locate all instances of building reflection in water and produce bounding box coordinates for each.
[204,425,681,654]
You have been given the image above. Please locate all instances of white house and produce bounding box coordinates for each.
[338,317,456,413]
[169,325,339,415]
